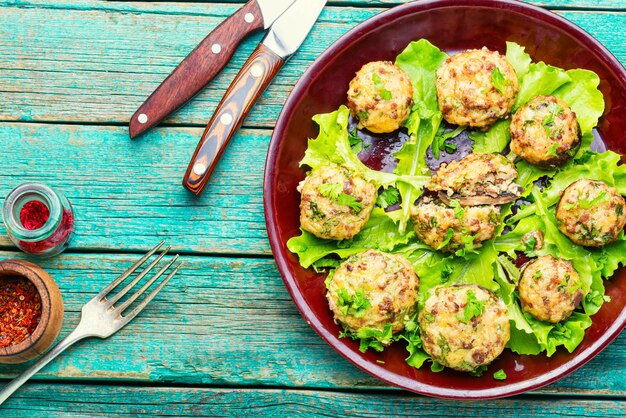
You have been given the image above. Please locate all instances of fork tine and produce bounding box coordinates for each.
[95,241,165,300]
[118,262,183,327]
[106,246,171,306]
[115,254,179,314]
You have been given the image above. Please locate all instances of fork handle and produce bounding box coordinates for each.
[0,328,88,405]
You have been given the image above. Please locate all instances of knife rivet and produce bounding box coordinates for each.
[220,113,233,126]
[251,64,263,78]
[138,113,148,124]
[193,163,207,176]
[244,13,254,23]
[211,43,222,54]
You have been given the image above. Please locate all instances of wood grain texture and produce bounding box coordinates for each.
[0,251,623,395]
[0,122,271,255]
[112,0,626,10]
[0,2,624,128]
[129,0,265,138]
[3,384,626,417]
[184,44,284,195]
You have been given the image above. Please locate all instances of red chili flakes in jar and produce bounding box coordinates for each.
[0,276,42,347]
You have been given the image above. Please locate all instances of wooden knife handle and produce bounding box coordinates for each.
[129,0,265,139]
[183,43,284,196]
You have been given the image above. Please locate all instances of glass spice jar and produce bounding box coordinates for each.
[2,183,75,257]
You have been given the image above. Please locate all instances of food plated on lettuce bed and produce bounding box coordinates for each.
[287,39,626,378]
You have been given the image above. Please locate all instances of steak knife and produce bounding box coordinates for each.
[182,0,327,196]
[129,0,296,139]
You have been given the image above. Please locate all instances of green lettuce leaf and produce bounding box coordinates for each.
[553,69,605,134]
[469,119,511,153]
[287,208,418,268]
[300,106,397,188]
[506,41,532,81]
[514,62,571,109]
[393,39,449,233]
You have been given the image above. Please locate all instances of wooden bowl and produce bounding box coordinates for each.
[0,260,64,363]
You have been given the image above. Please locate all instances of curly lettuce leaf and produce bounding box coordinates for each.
[553,69,605,135]
[393,39,449,232]
[301,106,397,188]
[506,41,532,81]
[469,119,511,153]
[514,62,572,109]
[287,208,419,268]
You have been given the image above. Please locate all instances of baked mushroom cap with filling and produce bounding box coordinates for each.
[419,284,510,373]
[299,164,376,240]
[410,198,500,254]
[327,249,419,334]
[510,95,581,168]
[427,152,523,205]
[555,179,626,247]
[436,47,519,130]
[518,255,584,323]
[347,61,414,134]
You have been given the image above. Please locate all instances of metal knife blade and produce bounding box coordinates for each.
[262,0,327,60]
[257,0,297,29]
[182,0,327,195]
[129,0,296,139]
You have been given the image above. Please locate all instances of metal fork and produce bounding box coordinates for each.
[0,241,181,405]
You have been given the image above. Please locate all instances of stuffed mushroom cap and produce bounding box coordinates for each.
[427,153,523,205]
[419,284,510,372]
[327,249,419,334]
[347,61,414,133]
[411,199,500,254]
[299,164,376,240]
[556,179,626,247]
[510,96,581,168]
[436,47,519,130]
[518,255,584,323]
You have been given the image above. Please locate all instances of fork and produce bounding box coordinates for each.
[0,241,182,405]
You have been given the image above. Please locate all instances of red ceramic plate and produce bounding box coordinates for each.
[264,0,626,399]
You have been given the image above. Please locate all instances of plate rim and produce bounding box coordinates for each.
[263,0,626,399]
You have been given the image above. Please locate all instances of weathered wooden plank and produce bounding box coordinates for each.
[0,2,624,128]
[0,122,271,254]
[2,384,626,417]
[0,251,623,395]
[109,0,626,11]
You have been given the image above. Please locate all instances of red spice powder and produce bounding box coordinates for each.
[0,276,42,348]
[20,200,50,230]
[18,208,74,255]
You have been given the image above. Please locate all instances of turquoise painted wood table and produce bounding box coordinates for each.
[1,0,625,415]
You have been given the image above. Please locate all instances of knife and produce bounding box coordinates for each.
[129,0,297,139]
[182,0,327,196]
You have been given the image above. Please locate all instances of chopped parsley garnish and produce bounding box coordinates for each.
[563,190,610,210]
[490,67,509,93]
[336,287,370,317]
[493,369,507,380]
[617,204,623,216]
[372,72,392,100]
[357,110,369,120]
[348,128,363,153]
[337,193,362,212]
[309,201,325,221]
[448,199,465,221]
[377,186,400,208]
[318,183,362,212]
[469,364,489,377]
[437,228,455,250]
[318,183,342,199]
[456,290,485,323]
[541,101,564,137]
[431,125,465,158]
[545,143,560,157]
[423,312,436,323]
[440,263,454,283]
